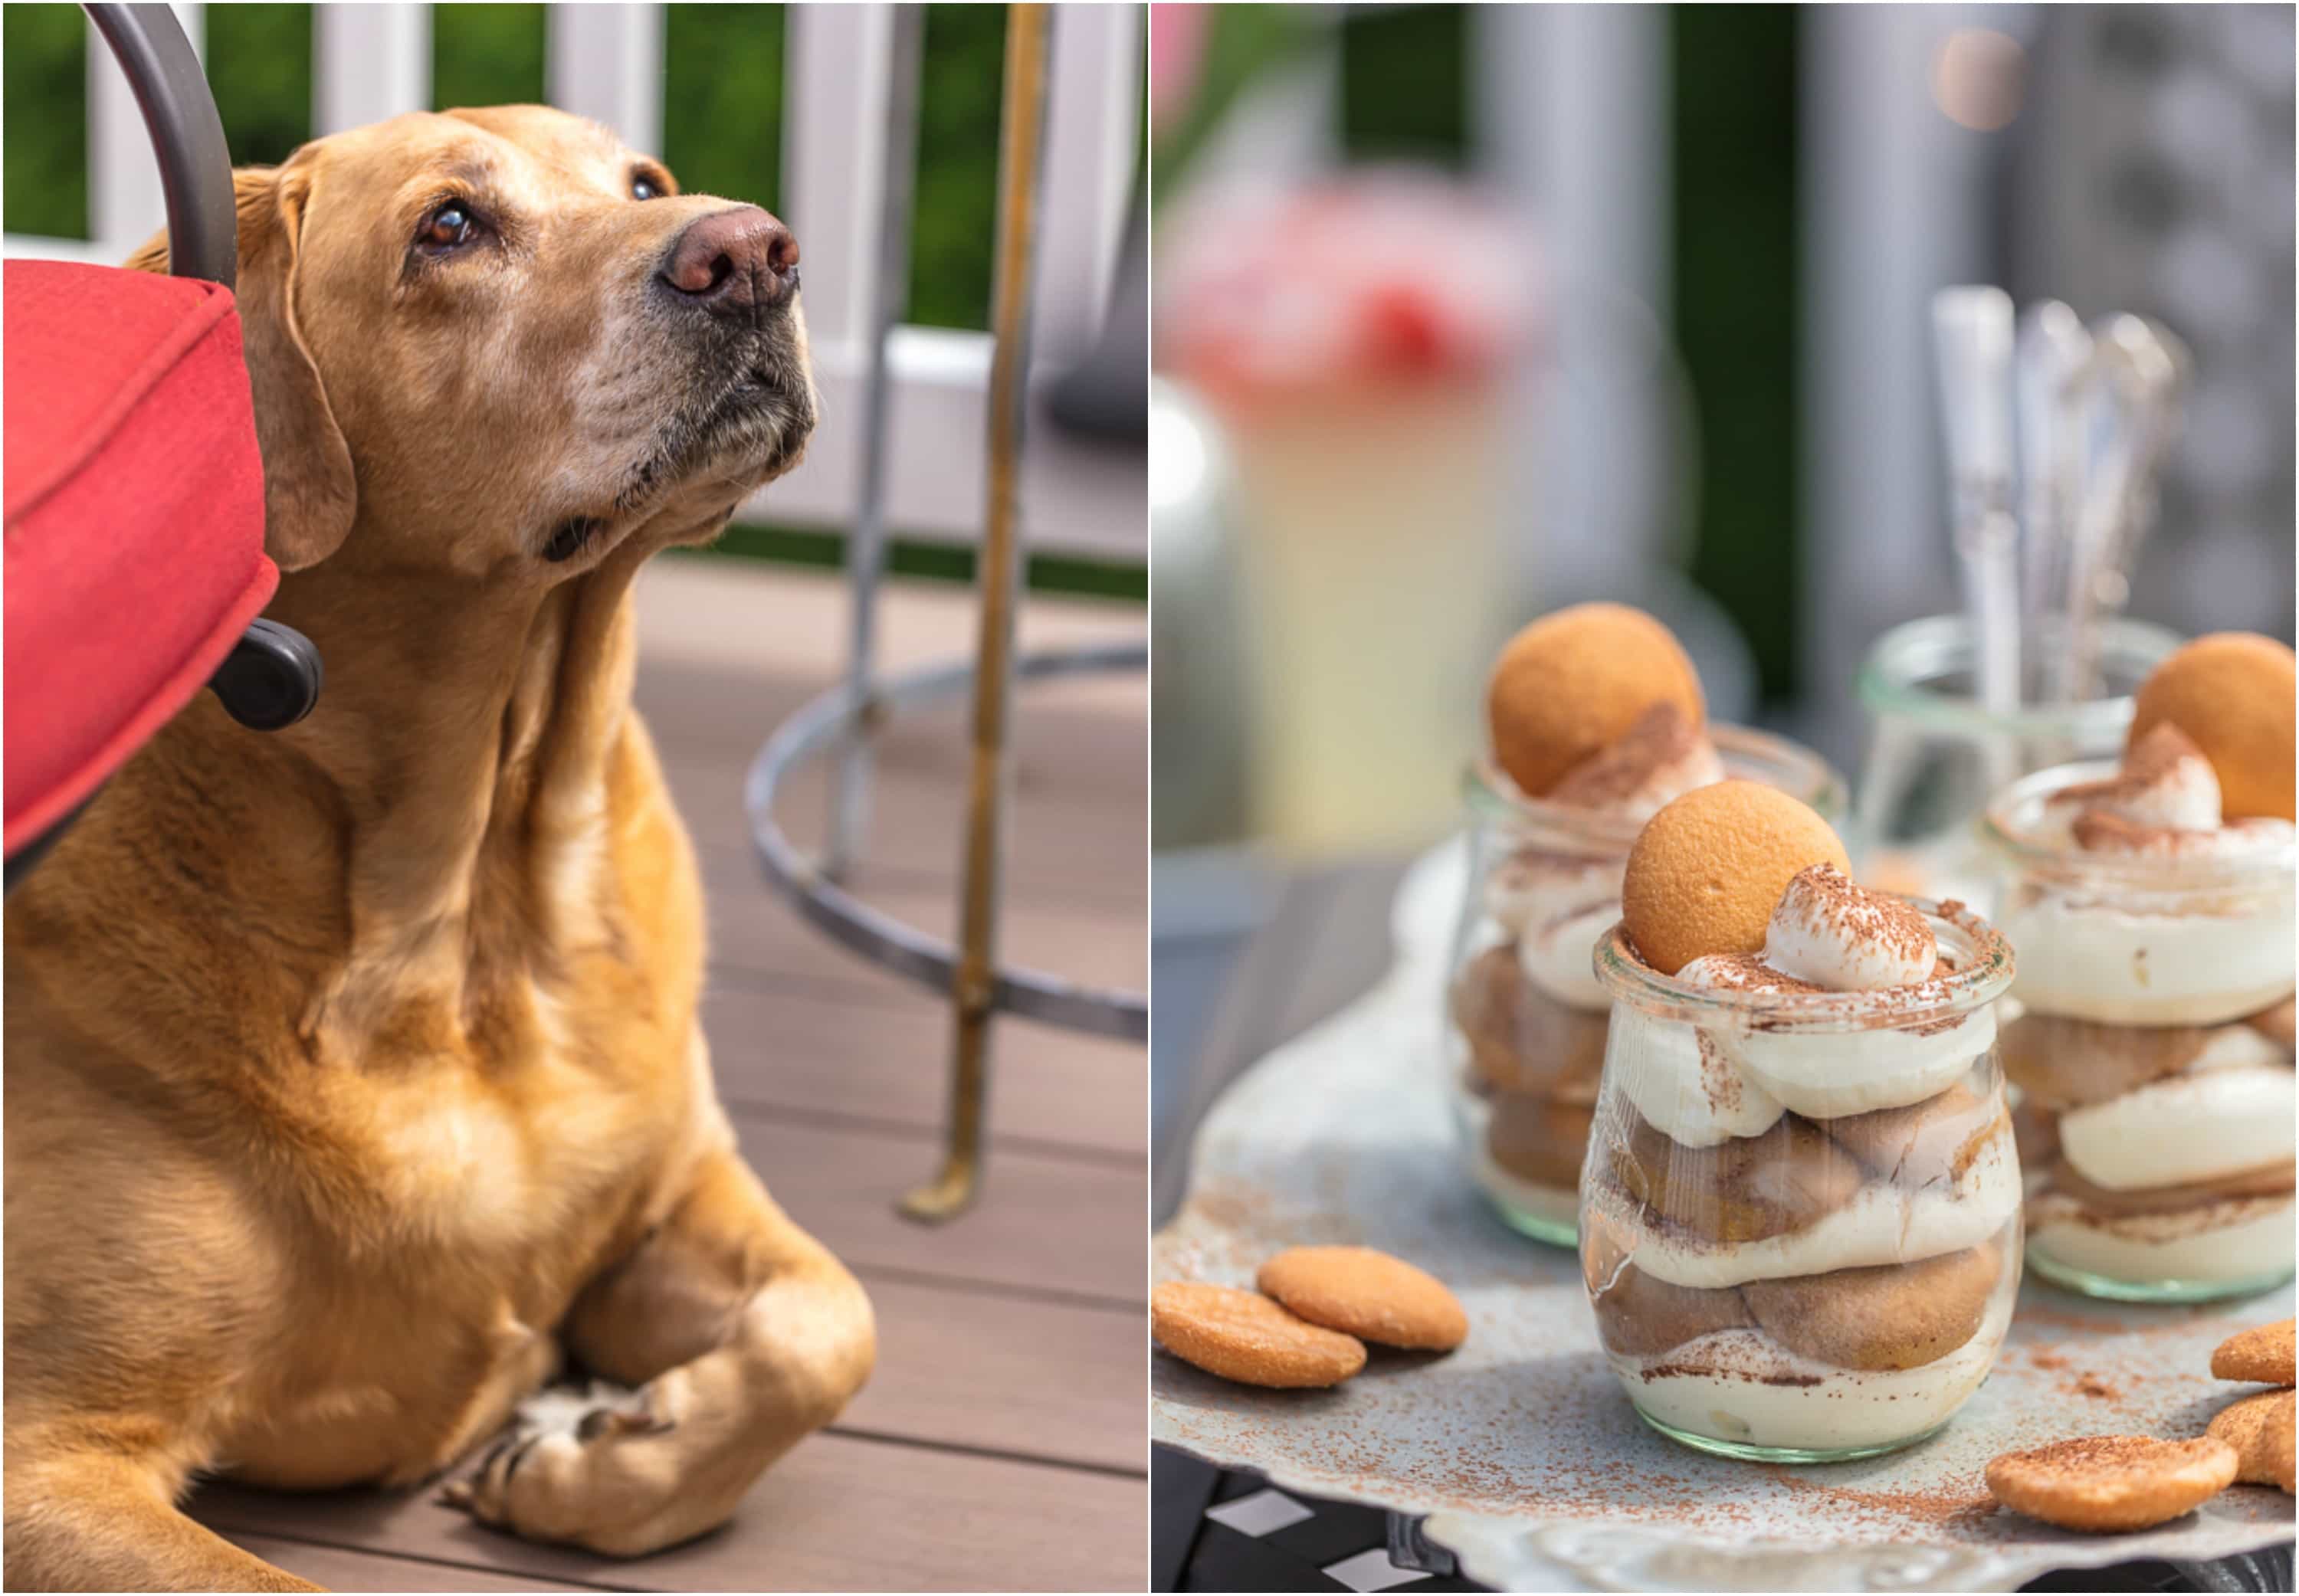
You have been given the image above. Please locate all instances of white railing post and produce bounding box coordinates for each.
[88,1,201,259]
[547,2,664,154]
[1032,2,1141,367]
[314,4,431,136]
[781,3,895,354]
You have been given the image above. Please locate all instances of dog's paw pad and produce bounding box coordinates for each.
[510,1377,644,1440]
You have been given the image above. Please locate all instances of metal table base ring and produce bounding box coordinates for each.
[744,639,1146,1039]
[744,638,1148,1213]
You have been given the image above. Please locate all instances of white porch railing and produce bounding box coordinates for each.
[5,2,1146,561]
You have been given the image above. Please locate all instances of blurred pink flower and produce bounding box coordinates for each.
[1162,172,1543,404]
[1150,5,1210,136]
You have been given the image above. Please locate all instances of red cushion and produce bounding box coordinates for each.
[4,259,276,855]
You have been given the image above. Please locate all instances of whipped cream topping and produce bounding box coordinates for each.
[1549,703,1725,824]
[2049,723,2225,836]
[2058,1066,2297,1191]
[1993,734,2294,1029]
[1763,864,1937,991]
[2071,811,2297,860]
[2036,723,2295,862]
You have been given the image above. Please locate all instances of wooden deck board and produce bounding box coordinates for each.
[835,1278,1143,1473]
[195,1431,1143,1592]
[225,1535,615,1592]
[701,981,1144,1158]
[732,1110,1144,1306]
[190,565,1146,1590]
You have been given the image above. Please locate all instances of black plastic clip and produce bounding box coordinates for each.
[209,618,323,730]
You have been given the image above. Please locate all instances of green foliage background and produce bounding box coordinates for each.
[2,2,1000,331]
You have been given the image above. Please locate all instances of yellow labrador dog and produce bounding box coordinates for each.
[5,107,873,1591]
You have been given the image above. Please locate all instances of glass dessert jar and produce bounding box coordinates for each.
[1579,905,2022,1463]
[1854,614,2181,908]
[1983,763,2297,1303]
[1444,728,1846,1246]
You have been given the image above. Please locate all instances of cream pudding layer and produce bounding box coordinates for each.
[1710,1004,1991,1120]
[1999,890,2295,1026]
[1609,1001,1994,1148]
[2029,1195,2295,1286]
[2020,1015,2293,1282]
[1621,1126,2021,1290]
[1484,851,1622,980]
[2058,1064,2296,1191]
[1620,1303,2011,1453]
[1478,713,1728,1012]
[1609,1005,1786,1147]
[1515,900,1619,1011]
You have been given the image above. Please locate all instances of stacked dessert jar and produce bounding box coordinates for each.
[1983,634,2297,1303]
[1446,605,1845,1245]
[1581,783,2022,1463]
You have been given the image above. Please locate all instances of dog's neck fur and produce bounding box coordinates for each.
[198,535,659,1054]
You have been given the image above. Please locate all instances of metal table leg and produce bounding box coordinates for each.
[901,2,1055,1224]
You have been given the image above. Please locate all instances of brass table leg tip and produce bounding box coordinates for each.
[897,1165,979,1224]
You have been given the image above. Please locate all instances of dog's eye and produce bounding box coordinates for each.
[418,203,479,251]
[631,176,661,202]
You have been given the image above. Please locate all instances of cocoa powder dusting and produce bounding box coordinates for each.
[1758,1465,1999,1531]
[1779,864,1937,971]
[1550,702,1705,808]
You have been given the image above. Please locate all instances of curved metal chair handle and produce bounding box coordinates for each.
[85,2,324,734]
[83,2,236,287]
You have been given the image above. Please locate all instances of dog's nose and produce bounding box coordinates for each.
[658,206,799,315]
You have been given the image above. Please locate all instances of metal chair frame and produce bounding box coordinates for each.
[3,4,321,893]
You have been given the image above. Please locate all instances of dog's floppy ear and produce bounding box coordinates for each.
[126,160,354,571]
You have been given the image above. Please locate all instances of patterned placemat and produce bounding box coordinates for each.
[1156,1447,2294,1594]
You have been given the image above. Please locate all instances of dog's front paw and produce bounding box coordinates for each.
[441,1380,724,1558]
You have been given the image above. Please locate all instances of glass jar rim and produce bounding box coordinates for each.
[1463,723,1848,847]
[1855,614,2182,737]
[1590,903,2015,1033]
[1979,760,2298,889]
